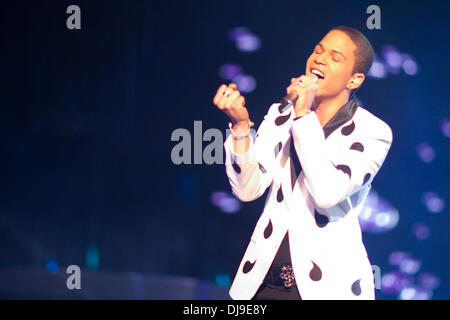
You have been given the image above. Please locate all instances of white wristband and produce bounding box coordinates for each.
[228,120,254,138]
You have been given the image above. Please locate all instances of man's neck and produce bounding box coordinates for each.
[312,91,351,128]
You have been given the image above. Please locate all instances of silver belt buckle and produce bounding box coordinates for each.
[279,265,295,288]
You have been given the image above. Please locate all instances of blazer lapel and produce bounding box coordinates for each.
[322,97,359,139]
[288,97,359,199]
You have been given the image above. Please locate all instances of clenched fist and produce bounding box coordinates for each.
[286,75,318,117]
[213,83,250,131]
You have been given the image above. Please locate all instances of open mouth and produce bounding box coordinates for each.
[310,68,325,80]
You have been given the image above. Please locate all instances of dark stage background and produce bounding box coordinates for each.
[0,0,449,299]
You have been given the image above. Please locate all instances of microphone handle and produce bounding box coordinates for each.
[278,92,298,113]
[278,74,318,113]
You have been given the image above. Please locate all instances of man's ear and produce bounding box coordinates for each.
[347,73,365,90]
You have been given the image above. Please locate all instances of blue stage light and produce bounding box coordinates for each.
[215,273,231,288]
[45,259,59,273]
[86,246,100,270]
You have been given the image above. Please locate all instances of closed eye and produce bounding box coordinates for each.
[332,54,342,62]
[314,45,323,54]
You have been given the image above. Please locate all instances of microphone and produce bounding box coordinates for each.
[278,74,318,113]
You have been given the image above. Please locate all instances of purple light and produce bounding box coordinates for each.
[232,74,256,93]
[374,210,399,229]
[382,45,402,74]
[383,46,403,67]
[399,286,433,300]
[227,27,250,42]
[210,191,241,214]
[389,251,411,266]
[421,191,445,213]
[416,142,435,163]
[413,287,433,300]
[412,222,430,240]
[380,272,397,293]
[399,258,422,274]
[369,46,419,79]
[392,274,414,292]
[227,27,261,52]
[417,272,440,289]
[381,270,414,294]
[235,33,261,52]
[367,61,387,79]
[219,63,243,80]
[211,191,227,206]
[440,118,450,137]
[402,54,418,75]
[399,287,416,300]
[220,197,241,213]
[366,190,379,206]
[358,190,399,233]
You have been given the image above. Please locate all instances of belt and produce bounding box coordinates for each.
[263,264,296,288]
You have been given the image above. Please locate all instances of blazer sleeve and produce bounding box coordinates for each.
[223,103,282,202]
[290,110,393,209]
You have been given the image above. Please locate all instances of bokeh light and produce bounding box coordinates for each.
[421,192,445,213]
[389,251,411,266]
[45,259,59,273]
[383,251,440,299]
[402,54,419,75]
[417,272,440,290]
[227,27,261,52]
[416,142,435,163]
[382,45,403,74]
[367,46,419,79]
[399,257,422,274]
[367,59,387,79]
[359,190,399,233]
[381,270,414,294]
[412,222,430,240]
[440,118,450,138]
[399,286,433,300]
[219,63,243,80]
[215,273,231,288]
[211,191,241,214]
[232,74,257,93]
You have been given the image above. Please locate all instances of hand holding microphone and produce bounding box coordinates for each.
[281,74,319,117]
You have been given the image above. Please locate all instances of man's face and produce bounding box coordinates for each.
[305,30,358,99]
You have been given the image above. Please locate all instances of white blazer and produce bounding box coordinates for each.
[224,98,393,300]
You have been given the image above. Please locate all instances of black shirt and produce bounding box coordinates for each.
[270,231,292,267]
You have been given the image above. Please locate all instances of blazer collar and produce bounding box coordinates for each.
[322,97,359,139]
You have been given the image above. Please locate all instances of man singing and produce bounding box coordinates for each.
[212,26,392,300]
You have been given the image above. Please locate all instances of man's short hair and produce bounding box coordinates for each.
[331,26,374,75]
